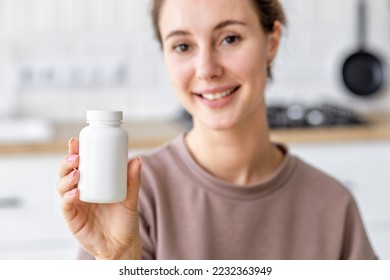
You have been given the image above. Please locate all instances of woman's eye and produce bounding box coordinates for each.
[173,44,190,52]
[222,35,240,45]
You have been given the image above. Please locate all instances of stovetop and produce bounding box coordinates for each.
[178,103,367,129]
[267,103,367,129]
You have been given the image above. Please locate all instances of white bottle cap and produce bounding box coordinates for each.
[86,110,123,122]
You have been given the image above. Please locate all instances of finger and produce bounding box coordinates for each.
[123,157,142,211]
[57,169,79,198]
[61,187,80,223]
[58,154,79,178]
[58,138,80,178]
[68,137,79,155]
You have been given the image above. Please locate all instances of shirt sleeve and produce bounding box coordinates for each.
[76,248,95,260]
[139,210,156,260]
[138,157,159,260]
[341,197,378,259]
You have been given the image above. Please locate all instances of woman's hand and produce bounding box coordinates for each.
[57,137,142,260]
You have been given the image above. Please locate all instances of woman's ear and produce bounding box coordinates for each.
[267,21,282,63]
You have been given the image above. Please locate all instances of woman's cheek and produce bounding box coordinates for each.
[235,47,266,76]
[167,59,193,90]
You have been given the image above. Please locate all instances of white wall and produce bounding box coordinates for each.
[269,0,390,113]
[0,0,389,121]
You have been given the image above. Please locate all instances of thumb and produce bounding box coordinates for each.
[123,157,142,211]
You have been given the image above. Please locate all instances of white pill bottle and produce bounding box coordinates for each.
[78,110,128,203]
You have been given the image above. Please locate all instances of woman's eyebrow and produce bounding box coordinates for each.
[164,20,247,41]
[214,19,247,30]
[164,30,190,41]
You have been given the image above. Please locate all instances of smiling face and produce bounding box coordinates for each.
[159,0,281,131]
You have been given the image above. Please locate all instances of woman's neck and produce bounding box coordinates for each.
[185,109,284,186]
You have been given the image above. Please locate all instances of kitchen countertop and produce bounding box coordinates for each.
[271,114,390,143]
[1,114,389,155]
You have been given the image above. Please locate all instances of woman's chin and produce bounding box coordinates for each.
[196,117,238,132]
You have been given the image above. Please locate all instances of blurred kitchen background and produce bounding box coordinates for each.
[0,0,390,259]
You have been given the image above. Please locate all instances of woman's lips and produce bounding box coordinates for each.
[193,86,240,109]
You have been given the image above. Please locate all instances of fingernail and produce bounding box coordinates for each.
[67,169,77,179]
[68,188,77,196]
[136,157,142,166]
[66,155,79,162]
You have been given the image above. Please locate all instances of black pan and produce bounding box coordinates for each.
[342,0,385,97]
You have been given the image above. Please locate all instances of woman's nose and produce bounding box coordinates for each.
[195,48,223,81]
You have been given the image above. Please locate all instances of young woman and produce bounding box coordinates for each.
[57,0,377,260]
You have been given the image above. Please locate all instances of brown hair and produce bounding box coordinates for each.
[151,0,286,44]
[150,0,287,77]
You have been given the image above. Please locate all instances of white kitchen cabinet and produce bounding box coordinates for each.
[0,153,78,260]
[290,140,390,259]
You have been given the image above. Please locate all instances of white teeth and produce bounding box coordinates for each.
[201,89,234,101]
